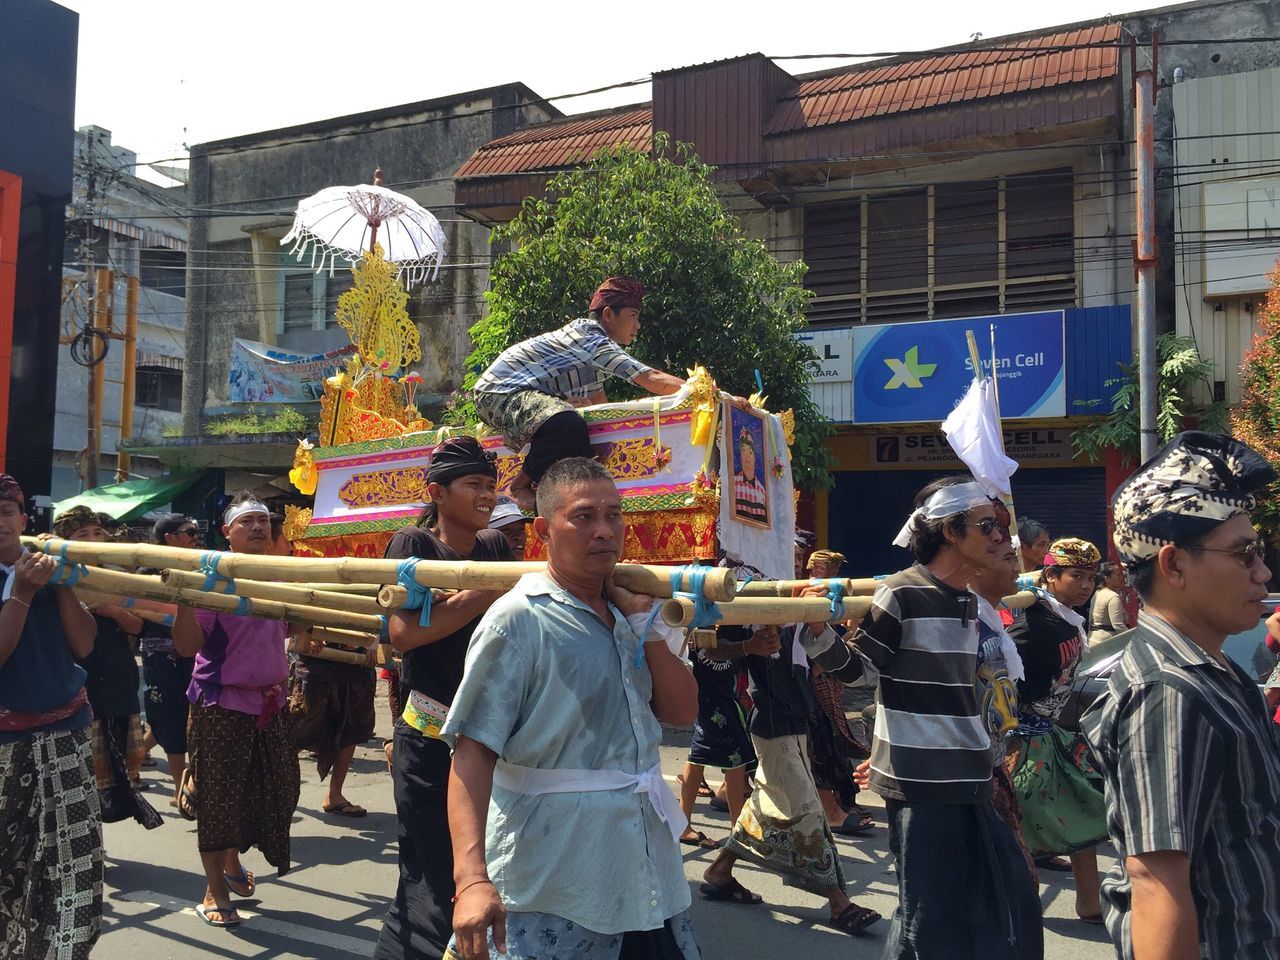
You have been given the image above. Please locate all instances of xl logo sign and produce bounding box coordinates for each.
[883,346,937,389]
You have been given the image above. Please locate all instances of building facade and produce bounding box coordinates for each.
[52,125,188,500]
[452,0,1280,573]
[178,84,558,439]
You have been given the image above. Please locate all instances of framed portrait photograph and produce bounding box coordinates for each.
[727,403,770,529]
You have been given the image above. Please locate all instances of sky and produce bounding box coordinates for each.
[58,0,1185,173]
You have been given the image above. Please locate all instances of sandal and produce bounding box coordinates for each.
[222,868,255,898]
[177,770,197,821]
[196,903,240,928]
[826,902,881,935]
[1077,912,1104,925]
[323,800,367,818]
[680,831,721,850]
[699,878,763,905]
[831,813,875,836]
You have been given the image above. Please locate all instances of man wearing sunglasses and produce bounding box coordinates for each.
[854,475,1042,960]
[1082,432,1280,960]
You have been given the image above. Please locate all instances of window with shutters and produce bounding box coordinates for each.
[802,168,1076,325]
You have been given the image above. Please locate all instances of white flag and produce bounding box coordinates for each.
[942,378,1018,498]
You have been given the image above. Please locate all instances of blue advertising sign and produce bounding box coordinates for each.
[851,311,1065,424]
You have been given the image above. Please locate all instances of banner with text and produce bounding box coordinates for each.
[229,338,357,403]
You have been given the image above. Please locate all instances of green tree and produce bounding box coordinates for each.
[1073,332,1227,464]
[454,135,834,490]
[1231,262,1280,536]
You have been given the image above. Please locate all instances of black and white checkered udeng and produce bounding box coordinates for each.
[1111,431,1276,566]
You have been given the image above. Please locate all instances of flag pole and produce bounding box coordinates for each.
[987,323,1027,573]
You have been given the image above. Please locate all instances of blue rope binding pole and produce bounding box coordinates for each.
[395,559,434,627]
[198,551,235,594]
[825,579,846,623]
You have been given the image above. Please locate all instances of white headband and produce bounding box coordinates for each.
[892,481,991,548]
[224,500,270,526]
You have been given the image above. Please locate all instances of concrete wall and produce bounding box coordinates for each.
[1121,0,1280,338]
[183,86,555,431]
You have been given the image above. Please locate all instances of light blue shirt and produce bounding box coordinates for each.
[441,572,691,936]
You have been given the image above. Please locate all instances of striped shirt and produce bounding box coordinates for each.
[473,318,652,400]
[854,564,993,804]
[1081,612,1280,960]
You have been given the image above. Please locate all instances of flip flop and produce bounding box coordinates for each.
[708,795,729,813]
[196,904,240,928]
[222,868,255,898]
[323,800,367,818]
[178,770,198,822]
[1077,912,1105,925]
[699,879,763,905]
[826,903,881,935]
[680,831,721,850]
[831,813,875,836]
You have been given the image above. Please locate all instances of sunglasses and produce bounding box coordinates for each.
[972,517,1007,537]
[173,526,200,537]
[1187,537,1267,568]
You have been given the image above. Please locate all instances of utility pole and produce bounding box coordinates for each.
[81,128,99,488]
[1133,36,1159,463]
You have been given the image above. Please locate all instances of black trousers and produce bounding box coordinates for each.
[618,919,687,960]
[881,799,1043,960]
[523,410,592,483]
[375,725,455,960]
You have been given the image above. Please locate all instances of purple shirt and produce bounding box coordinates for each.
[187,609,289,721]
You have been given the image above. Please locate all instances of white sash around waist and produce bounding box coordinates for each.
[492,760,685,844]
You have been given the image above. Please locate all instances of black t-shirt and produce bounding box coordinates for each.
[740,625,816,740]
[383,525,511,708]
[80,614,141,719]
[1007,600,1086,719]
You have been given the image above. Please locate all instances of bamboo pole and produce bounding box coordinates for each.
[661,589,1038,627]
[661,595,872,628]
[26,539,736,602]
[297,582,384,596]
[288,634,373,666]
[736,577,884,597]
[159,569,385,616]
[59,564,386,633]
[75,590,174,626]
[306,627,379,650]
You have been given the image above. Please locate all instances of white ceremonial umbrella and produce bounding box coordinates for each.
[281,168,447,287]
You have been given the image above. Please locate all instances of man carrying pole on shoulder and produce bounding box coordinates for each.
[173,493,302,928]
[443,456,701,960]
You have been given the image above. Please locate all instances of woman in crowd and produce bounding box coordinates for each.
[1087,561,1131,644]
[1006,537,1108,923]
[1016,518,1051,573]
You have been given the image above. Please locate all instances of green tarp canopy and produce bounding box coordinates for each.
[52,473,200,522]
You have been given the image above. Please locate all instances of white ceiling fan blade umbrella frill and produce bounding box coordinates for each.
[281,183,448,287]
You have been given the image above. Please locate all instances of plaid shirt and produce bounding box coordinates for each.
[1081,612,1280,960]
[473,318,652,400]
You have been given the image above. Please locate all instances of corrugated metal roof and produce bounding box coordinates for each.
[765,24,1121,134]
[455,107,653,179]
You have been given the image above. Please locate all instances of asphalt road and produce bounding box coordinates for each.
[97,689,1116,960]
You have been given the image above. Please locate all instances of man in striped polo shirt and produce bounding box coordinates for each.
[1082,432,1280,960]
[854,476,1042,960]
[471,277,687,512]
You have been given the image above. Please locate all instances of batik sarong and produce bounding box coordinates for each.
[1007,720,1107,858]
[187,701,299,871]
[289,660,376,780]
[722,733,843,894]
[0,728,102,960]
